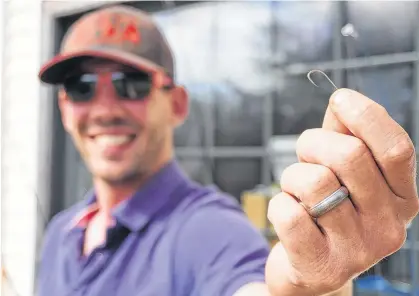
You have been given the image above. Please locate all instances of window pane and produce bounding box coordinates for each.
[274,1,334,63]
[173,83,211,147]
[153,3,217,84]
[154,5,217,148]
[214,83,264,147]
[213,2,272,147]
[215,2,272,59]
[345,64,413,135]
[213,158,262,200]
[345,2,416,57]
[177,156,209,185]
[273,72,332,135]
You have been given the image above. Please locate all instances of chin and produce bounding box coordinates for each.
[99,171,139,185]
[91,162,140,184]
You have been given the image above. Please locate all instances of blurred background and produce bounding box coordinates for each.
[1,1,419,295]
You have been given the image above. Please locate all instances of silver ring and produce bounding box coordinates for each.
[307,186,349,218]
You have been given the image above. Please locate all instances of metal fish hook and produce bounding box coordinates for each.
[307,69,338,94]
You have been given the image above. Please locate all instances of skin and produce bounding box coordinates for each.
[262,89,419,296]
[59,59,188,254]
[60,61,418,296]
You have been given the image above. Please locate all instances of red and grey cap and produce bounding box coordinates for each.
[38,5,174,85]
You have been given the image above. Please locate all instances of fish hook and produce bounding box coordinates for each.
[307,69,338,92]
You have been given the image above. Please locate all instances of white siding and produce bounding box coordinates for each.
[2,1,42,295]
[2,2,120,295]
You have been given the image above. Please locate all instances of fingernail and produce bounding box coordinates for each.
[332,89,353,108]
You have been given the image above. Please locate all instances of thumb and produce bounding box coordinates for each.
[322,89,352,135]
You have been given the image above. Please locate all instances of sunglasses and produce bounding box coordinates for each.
[62,71,173,102]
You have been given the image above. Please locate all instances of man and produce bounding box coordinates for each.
[37,5,418,296]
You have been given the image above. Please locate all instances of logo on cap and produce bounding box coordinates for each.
[95,13,141,46]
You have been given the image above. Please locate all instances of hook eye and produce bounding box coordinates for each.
[307,70,339,94]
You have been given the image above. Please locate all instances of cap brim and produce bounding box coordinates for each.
[38,47,163,85]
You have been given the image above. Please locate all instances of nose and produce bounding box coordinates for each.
[89,79,125,119]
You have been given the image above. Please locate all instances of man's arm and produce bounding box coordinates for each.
[173,198,270,296]
[233,281,353,296]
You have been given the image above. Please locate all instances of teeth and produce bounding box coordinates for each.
[95,135,132,147]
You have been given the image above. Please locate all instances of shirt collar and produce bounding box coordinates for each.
[113,159,190,231]
[69,159,190,232]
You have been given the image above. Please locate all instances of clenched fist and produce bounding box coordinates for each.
[265,89,419,296]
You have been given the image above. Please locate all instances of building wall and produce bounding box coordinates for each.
[2,1,43,295]
[2,2,115,295]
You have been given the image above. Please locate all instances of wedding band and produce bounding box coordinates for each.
[307,186,349,218]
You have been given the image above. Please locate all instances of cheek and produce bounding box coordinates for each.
[62,104,89,133]
[121,101,149,125]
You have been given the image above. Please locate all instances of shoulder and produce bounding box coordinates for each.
[173,187,270,296]
[177,189,270,259]
[41,200,86,248]
[37,200,87,281]
[181,189,265,239]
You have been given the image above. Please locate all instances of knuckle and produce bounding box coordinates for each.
[267,195,280,225]
[282,207,307,236]
[268,195,307,235]
[408,198,419,220]
[296,129,317,154]
[340,137,370,165]
[279,163,300,188]
[374,104,389,118]
[374,218,407,256]
[384,223,406,254]
[354,100,385,123]
[364,102,388,120]
[280,163,339,199]
[303,166,337,197]
[401,198,419,223]
[383,134,415,165]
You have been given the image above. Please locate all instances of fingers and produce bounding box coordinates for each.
[327,88,417,201]
[267,192,326,266]
[268,165,363,295]
[296,128,393,215]
[322,104,351,135]
[280,162,358,234]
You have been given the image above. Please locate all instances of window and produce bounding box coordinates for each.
[273,71,333,135]
[345,64,414,134]
[273,1,334,64]
[213,158,262,199]
[177,156,210,185]
[344,2,417,57]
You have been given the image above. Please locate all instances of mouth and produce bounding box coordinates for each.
[89,134,137,155]
[93,134,136,146]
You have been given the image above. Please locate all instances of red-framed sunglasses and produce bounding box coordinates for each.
[62,70,174,103]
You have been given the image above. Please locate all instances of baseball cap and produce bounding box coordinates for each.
[38,5,174,85]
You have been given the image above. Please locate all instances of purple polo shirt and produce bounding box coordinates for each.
[37,160,270,296]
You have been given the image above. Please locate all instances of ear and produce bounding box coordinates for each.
[171,85,189,127]
[58,88,71,132]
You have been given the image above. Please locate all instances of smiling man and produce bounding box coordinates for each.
[37,5,418,296]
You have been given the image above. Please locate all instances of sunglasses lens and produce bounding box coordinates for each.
[113,72,152,101]
[63,74,96,102]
